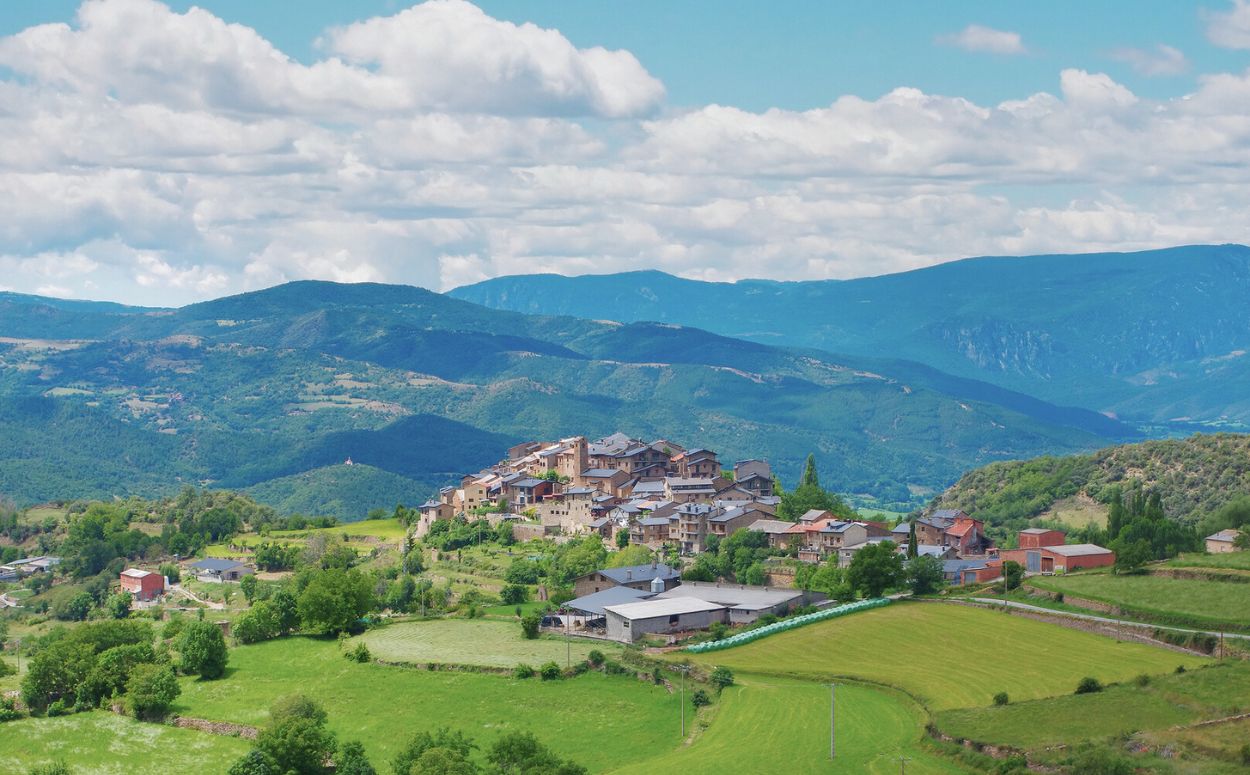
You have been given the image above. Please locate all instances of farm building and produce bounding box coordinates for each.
[603,597,728,642]
[1205,529,1242,553]
[187,558,254,583]
[942,558,1002,585]
[1018,528,1066,549]
[573,563,681,597]
[652,581,824,624]
[119,568,165,601]
[0,555,60,581]
[999,543,1115,573]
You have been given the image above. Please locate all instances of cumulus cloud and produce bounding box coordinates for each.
[937,24,1027,55]
[1204,0,1250,49]
[2,1,1250,305]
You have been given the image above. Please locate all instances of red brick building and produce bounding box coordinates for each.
[1000,543,1115,574]
[1018,527,1066,549]
[119,568,165,601]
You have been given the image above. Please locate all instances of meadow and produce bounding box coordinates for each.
[0,712,250,774]
[608,675,966,775]
[352,619,616,668]
[1169,551,1250,571]
[935,661,1250,750]
[174,634,682,772]
[679,602,1205,711]
[1029,573,1250,630]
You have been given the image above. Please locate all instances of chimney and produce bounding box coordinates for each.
[626,569,632,581]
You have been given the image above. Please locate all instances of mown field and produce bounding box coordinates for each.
[1169,551,1250,571]
[936,661,1250,772]
[680,602,1205,711]
[352,619,615,668]
[608,675,966,775]
[1029,573,1250,630]
[175,635,682,772]
[0,712,250,774]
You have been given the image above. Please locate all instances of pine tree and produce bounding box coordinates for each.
[907,521,919,558]
[799,454,820,488]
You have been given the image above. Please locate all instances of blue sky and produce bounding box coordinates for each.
[1,1,1250,304]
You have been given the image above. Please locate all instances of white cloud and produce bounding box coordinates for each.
[1109,44,1188,76]
[1205,0,1250,49]
[2,2,1250,304]
[937,24,1027,55]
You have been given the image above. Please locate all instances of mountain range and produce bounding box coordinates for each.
[451,244,1250,429]
[0,279,1136,517]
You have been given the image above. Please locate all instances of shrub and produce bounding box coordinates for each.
[520,613,540,640]
[691,688,711,708]
[539,661,561,681]
[571,661,589,676]
[993,692,1009,706]
[1134,674,1151,687]
[161,616,186,641]
[0,659,14,679]
[346,642,371,663]
[46,699,71,717]
[500,584,528,605]
[1240,743,1250,766]
[651,666,663,683]
[1175,665,1187,674]
[708,621,728,641]
[1075,676,1103,695]
[513,664,535,679]
[0,696,21,722]
[601,660,628,676]
[710,666,735,691]
[126,663,181,721]
[178,621,229,679]
[587,650,605,667]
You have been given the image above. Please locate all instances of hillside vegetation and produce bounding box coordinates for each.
[930,433,1250,531]
[0,281,1132,516]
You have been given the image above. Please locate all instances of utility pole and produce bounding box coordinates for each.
[900,754,911,774]
[830,683,836,759]
[678,665,690,737]
[565,611,571,668]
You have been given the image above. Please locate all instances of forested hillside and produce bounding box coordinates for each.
[452,244,1250,425]
[930,433,1250,530]
[0,282,1134,517]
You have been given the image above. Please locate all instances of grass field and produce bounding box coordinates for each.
[608,675,967,775]
[679,603,1205,711]
[175,635,681,772]
[352,619,617,668]
[935,661,1250,750]
[1169,551,1250,571]
[0,712,250,774]
[271,518,408,541]
[1030,573,1250,629]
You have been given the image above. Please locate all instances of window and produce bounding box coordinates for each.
[669,614,680,625]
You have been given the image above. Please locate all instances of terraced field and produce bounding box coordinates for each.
[1029,573,1250,630]
[680,602,1205,710]
[351,619,616,668]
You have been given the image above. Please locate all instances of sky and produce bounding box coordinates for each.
[2,1,1250,305]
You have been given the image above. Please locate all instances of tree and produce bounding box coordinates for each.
[255,695,337,775]
[393,728,477,775]
[605,544,653,568]
[271,588,300,634]
[333,741,377,775]
[53,591,93,622]
[710,666,735,691]
[126,663,181,720]
[907,555,945,595]
[777,454,856,521]
[228,749,280,775]
[178,620,229,679]
[297,568,374,635]
[240,574,258,604]
[615,528,629,549]
[1002,561,1024,591]
[488,730,587,775]
[1075,676,1103,694]
[235,601,281,644]
[520,613,540,640]
[22,642,95,712]
[105,591,132,619]
[906,521,919,559]
[499,584,528,606]
[846,541,904,598]
[1111,538,1152,574]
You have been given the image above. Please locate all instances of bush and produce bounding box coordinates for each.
[651,666,663,683]
[993,692,1009,706]
[587,649,605,667]
[513,664,535,679]
[520,613,540,640]
[1075,676,1103,695]
[691,688,711,707]
[500,584,528,605]
[539,661,561,681]
[178,621,229,679]
[0,696,22,722]
[601,661,628,676]
[27,761,71,775]
[1134,674,1151,687]
[0,659,14,678]
[46,699,71,717]
[710,666,735,691]
[162,616,186,641]
[1175,665,1187,674]
[708,621,728,641]
[346,642,371,663]
[1240,743,1250,767]
[126,663,181,720]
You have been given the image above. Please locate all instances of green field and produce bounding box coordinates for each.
[609,675,966,775]
[352,619,616,668]
[1169,551,1250,571]
[0,712,250,774]
[680,603,1205,711]
[936,661,1250,750]
[175,635,681,772]
[271,518,408,542]
[1030,573,1250,629]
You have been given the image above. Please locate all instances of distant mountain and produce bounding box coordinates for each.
[0,281,1136,516]
[451,245,1250,426]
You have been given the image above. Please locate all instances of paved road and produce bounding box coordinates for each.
[967,597,1250,641]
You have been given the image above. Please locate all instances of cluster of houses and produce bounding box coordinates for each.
[0,554,59,582]
[117,558,256,603]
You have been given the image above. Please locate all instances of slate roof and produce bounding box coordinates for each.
[565,586,655,615]
[654,582,805,611]
[1207,529,1239,542]
[1045,543,1113,557]
[594,563,680,584]
[748,518,796,534]
[604,597,725,619]
[189,558,249,572]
